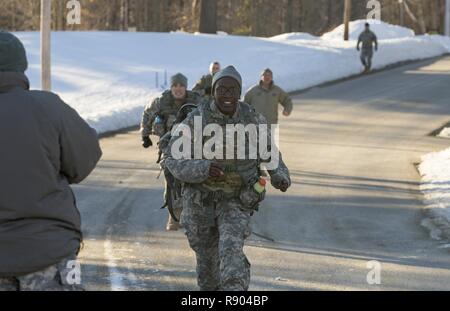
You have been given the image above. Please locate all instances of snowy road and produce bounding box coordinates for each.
[74,56,450,291]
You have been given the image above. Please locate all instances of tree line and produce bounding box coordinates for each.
[0,0,447,36]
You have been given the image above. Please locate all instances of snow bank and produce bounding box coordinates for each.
[419,147,450,240]
[14,20,450,134]
[270,32,319,41]
[321,19,415,41]
[428,34,450,53]
[438,128,450,138]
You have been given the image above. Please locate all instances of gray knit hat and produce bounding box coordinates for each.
[261,68,273,76]
[212,65,242,95]
[171,73,188,88]
[0,31,28,73]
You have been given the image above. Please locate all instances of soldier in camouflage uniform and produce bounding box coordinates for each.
[140,73,201,231]
[357,23,378,73]
[163,66,291,291]
[244,68,293,126]
[192,61,221,101]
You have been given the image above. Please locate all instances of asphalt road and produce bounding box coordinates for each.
[74,56,450,291]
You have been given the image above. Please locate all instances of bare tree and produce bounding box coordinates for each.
[416,0,427,34]
[199,0,217,33]
[428,0,439,32]
[120,0,129,31]
[283,0,294,33]
[106,0,118,30]
[150,0,168,32]
[53,0,66,31]
[250,0,263,36]
[399,0,405,26]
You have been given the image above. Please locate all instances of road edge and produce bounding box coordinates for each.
[289,53,450,96]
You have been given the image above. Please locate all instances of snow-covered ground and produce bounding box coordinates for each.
[14,19,450,134]
[438,127,450,138]
[419,146,450,241]
[420,127,450,242]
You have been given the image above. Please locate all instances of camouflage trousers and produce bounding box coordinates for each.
[181,196,252,291]
[360,49,373,70]
[0,256,84,291]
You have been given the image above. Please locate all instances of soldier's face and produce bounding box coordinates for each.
[171,83,186,100]
[214,77,240,116]
[261,72,273,84]
[212,64,221,75]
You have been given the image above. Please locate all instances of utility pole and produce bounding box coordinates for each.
[40,0,51,91]
[344,0,352,41]
[446,0,450,36]
[399,0,404,26]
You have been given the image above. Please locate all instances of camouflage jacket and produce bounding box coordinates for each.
[163,100,291,205]
[358,30,378,50]
[192,74,213,99]
[140,90,201,138]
